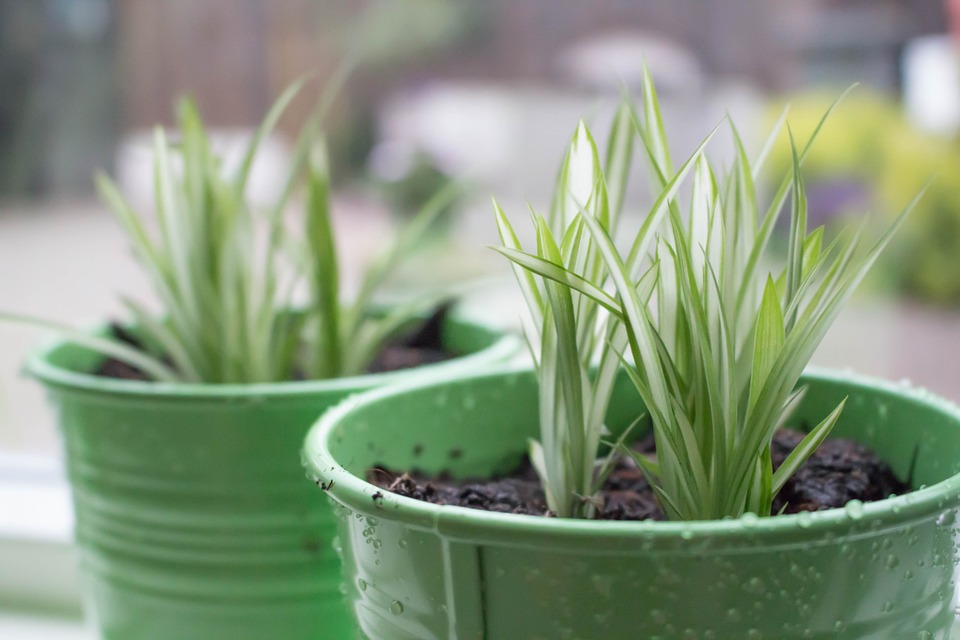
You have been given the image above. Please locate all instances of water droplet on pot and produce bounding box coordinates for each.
[740,512,758,526]
[398,539,408,549]
[727,607,742,622]
[746,629,762,639]
[797,512,813,528]
[844,500,864,519]
[591,575,612,598]
[358,578,367,592]
[905,569,915,580]
[746,577,765,595]
[331,536,342,553]
[882,601,894,613]
[918,632,933,640]
[390,600,404,615]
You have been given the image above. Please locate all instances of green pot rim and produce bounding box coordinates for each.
[304,364,960,544]
[25,316,520,401]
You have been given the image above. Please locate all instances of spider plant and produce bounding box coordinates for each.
[3,75,451,384]
[497,71,920,521]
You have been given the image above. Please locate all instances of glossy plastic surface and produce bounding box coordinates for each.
[305,366,960,639]
[27,318,517,640]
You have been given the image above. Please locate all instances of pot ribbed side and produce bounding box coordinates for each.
[55,391,351,640]
[28,316,517,640]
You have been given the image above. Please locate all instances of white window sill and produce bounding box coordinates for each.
[0,453,88,638]
[0,612,90,640]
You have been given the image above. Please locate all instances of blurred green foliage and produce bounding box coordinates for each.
[768,91,960,304]
[376,151,460,231]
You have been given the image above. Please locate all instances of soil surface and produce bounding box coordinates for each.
[93,305,457,381]
[365,303,454,374]
[369,428,910,520]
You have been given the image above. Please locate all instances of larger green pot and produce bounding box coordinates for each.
[27,316,518,640]
[304,366,960,639]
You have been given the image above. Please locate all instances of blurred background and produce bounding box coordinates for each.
[1,0,958,458]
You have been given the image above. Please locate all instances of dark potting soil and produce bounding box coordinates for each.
[365,302,454,374]
[369,428,911,520]
[94,323,155,381]
[93,305,458,381]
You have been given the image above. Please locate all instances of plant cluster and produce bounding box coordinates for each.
[4,78,451,384]
[496,72,918,520]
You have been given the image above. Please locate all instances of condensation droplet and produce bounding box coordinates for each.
[746,577,766,595]
[358,578,367,592]
[885,555,900,569]
[390,600,404,615]
[844,500,864,520]
[591,574,613,598]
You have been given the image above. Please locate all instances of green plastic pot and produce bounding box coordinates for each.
[27,316,518,640]
[304,366,960,639]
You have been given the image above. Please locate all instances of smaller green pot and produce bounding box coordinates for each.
[28,316,518,640]
[305,366,960,639]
